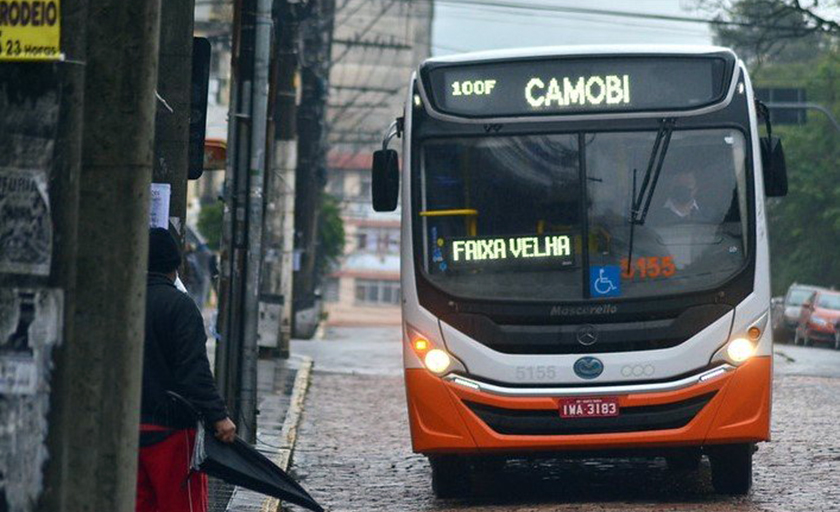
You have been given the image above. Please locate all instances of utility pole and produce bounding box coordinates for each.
[1,0,159,510]
[1,34,68,512]
[70,0,162,509]
[294,0,336,338]
[218,0,272,444]
[218,0,256,439]
[261,0,301,358]
[239,0,273,443]
[36,0,86,507]
[153,0,197,242]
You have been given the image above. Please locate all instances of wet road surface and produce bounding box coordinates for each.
[287,327,840,512]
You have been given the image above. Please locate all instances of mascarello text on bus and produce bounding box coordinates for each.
[371,45,781,498]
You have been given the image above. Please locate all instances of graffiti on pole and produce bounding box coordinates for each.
[0,287,62,511]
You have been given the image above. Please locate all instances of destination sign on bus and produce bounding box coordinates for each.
[445,234,575,270]
[423,56,731,118]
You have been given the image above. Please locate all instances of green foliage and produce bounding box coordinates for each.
[197,201,224,251]
[757,49,840,295]
[699,0,839,66]
[316,194,345,278]
[703,0,840,295]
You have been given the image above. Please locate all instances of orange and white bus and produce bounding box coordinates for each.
[371,45,787,497]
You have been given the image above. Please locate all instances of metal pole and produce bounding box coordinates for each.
[218,0,254,433]
[239,0,273,444]
[766,102,840,133]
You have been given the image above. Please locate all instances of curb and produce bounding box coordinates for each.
[260,356,314,512]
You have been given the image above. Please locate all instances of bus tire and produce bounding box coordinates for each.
[665,448,702,471]
[708,443,753,495]
[429,455,470,498]
[834,330,840,350]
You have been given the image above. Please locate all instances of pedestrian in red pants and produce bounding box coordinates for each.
[136,426,207,512]
[138,229,236,512]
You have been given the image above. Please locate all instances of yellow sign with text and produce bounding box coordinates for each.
[0,1,61,61]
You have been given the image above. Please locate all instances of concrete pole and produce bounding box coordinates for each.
[262,0,299,358]
[294,0,335,336]
[154,0,196,242]
[239,0,274,444]
[71,0,161,510]
[36,0,86,508]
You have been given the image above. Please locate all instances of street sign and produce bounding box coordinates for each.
[0,0,62,61]
[754,87,807,125]
[189,37,211,180]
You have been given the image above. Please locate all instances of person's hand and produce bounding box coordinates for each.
[214,418,237,443]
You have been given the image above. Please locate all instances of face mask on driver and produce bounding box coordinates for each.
[671,184,694,205]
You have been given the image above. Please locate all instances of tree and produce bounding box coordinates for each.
[696,0,839,65]
[198,201,224,250]
[762,51,840,294]
[316,193,346,282]
[701,0,840,294]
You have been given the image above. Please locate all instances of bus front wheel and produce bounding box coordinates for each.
[429,455,470,498]
[708,443,754,495]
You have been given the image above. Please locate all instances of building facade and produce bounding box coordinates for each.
[324,0,433,325]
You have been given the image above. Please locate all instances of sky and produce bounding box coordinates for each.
[432,0,716,56]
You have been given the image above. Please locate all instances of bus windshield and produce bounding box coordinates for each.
[419,128,749,301]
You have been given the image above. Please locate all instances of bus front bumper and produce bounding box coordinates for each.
[405,356,771,454]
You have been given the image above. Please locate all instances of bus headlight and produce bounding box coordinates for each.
[424,349,452,374]
[726,338,755,363]
[407,325,467,376]
[711,313,767,366]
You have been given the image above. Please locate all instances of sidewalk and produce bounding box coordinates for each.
[209,355,310,512]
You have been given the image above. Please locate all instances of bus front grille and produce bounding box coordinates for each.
[464,392,716,436]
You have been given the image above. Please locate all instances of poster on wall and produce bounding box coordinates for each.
[0,168,52,276]
[150,182,171,229]
[0,287,63,512]
[0,0,62,62]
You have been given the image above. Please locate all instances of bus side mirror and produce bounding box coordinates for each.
[761,136,788,197]
[372,149,399,212]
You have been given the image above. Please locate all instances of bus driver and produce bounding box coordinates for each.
[659,170,702,223]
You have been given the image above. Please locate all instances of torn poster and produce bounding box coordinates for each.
[0,168,52,276]
[0,287,63,512]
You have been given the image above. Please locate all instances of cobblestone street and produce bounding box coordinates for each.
[287,328,840,512]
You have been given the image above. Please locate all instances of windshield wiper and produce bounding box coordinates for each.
[626,118,676,274]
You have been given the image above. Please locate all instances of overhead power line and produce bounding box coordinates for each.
[434,0,840,35]
[333,37,412,50]
[331,84,401,94]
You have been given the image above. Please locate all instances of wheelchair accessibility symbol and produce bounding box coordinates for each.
[590,265,621,298]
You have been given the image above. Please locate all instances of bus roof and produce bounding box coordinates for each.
[423,45,736,66]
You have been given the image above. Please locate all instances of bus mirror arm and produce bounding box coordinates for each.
[756,100,788,198]
[381,117,404,151]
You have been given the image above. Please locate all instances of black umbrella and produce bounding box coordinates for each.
[167,392,324,512]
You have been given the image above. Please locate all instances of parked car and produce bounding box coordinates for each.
[779,284,823,342]
[794,289,840,349]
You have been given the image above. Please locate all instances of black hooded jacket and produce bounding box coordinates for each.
[142,273,228,428]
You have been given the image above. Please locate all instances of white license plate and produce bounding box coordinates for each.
[558,397,620,419]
